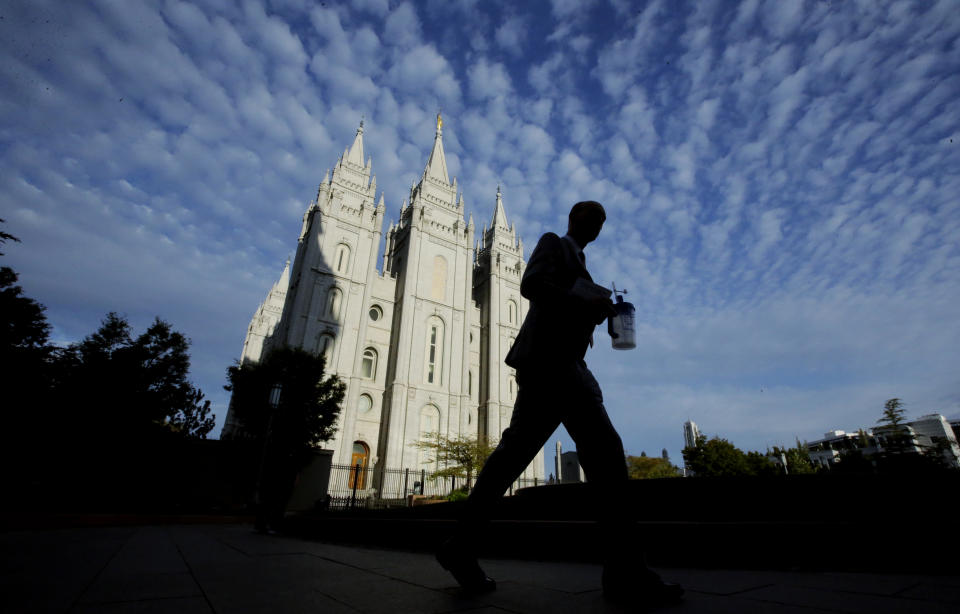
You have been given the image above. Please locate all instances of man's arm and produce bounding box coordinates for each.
[520,233,579,306]
[521,233,616,322]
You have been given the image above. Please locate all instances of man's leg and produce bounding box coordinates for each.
[559,363,629,553]
[438,370,560,591]
[562,363,683,604]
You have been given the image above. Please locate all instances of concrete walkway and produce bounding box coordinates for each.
[2,523,957,613]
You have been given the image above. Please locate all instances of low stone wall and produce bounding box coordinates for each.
[286,473,960,573]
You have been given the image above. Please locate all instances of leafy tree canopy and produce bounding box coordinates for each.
[54,313,215,440]
[683,436,817,477]
[771,442,817,475]
[0,266,50,355]
[225,346,345,467]
[414,432,498,487]
[1,219,50,359]
[683,435,753,477]
[626,454,682,479]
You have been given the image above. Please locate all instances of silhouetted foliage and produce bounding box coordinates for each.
[874,397,912,458]
[414,432,498,489]
[625,454,682,479]
[0,267,51,356]
[1,220,55,465]
[772,442,817,475]
[832,449,876,474]
[52,313,216,441]
[878,398,907,427]
[224,346,345,469]
[744,450,781,476]
[0,218,20,255]
[683,435,817,477]
[683,435,752,477]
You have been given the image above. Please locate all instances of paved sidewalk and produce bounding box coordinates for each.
[2,524,957,613]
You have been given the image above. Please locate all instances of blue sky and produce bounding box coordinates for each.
[2,0,958,468]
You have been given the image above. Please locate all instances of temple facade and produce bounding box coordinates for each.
[222,116,545,493]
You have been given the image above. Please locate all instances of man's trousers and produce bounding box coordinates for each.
[461,360,632,560]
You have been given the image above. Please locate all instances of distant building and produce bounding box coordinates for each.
[806,414,960,470]
[806,430,879,469]
[682,420,700,450]
[909,414,960,466]
[560,451,585,483]
[555,441,562,485]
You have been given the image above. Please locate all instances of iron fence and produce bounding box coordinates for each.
[326,463,544,510]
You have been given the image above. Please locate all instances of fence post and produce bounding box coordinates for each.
[420,469,426,495]
[534,477,538,487]
[351,462,361,509]
[451,475,456,493]
[403,468,409,498]
[509,483,513,496]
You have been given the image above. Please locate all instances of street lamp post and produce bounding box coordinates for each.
[254,383,283,533]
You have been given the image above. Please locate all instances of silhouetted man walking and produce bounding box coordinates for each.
[437,201,683,608]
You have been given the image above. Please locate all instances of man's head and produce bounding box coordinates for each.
[567,201,606,247]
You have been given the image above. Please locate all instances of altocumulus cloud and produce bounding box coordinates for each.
[1,0,958,463]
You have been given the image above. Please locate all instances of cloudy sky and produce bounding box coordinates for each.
[2,0,958,467]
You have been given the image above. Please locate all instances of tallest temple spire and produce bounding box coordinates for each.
[345,118,365,167]
[424,112,450,184]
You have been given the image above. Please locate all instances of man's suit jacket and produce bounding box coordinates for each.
[505,232,600,371]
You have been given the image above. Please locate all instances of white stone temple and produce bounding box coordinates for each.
[222,115,546,492]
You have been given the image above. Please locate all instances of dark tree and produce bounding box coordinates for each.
[771,442,817,475]
[0,218,20,254]
[226,346,345,528]
[0,267,50,355]
[1,220,54,467]
[0,219,51,363]
[682,435,752,477]
[744,450,779,476]
[53,313,215,441]
[878,398,907,428]
[875,397,911,458]
[224,346,345,467]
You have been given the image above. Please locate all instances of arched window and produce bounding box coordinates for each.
[467,370,473,397]
[325,287,342,319]
[316,333,335,365]
[425,317,444,385]
[334,243,351,274]
[361,347,377,379]
[431,255,447,301]
[419,405,441,473]
[508,299,517,324]
[508,375,517,400]
[349,441,369,489]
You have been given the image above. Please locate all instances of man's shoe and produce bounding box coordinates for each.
[436,540,496,594]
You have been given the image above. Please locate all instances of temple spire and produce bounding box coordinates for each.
[491,184,509,230]
[424,112,449,184]
[345,118,365,166]
[274,258,291,294]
